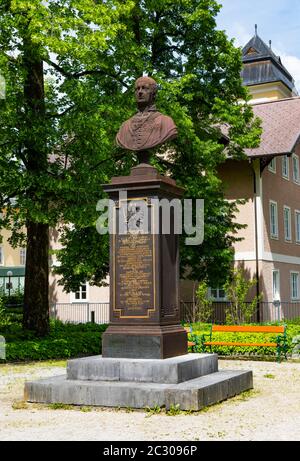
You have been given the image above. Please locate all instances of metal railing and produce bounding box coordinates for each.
[180,301,300,324]
[48,300,300,325]
[50,303,110,324]
[0,275,25,294]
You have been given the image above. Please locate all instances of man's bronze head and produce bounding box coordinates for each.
[135,76,158,109]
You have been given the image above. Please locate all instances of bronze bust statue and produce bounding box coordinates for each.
[116,77,177,157]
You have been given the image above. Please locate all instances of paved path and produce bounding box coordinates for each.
[0,359,299,441]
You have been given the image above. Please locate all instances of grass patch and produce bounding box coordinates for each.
[145,405,162,417]
[263,374,276,379]
[125,406,134,413]
[47,402,74,410]
[12,400,29,410]
[232,389,260,402]
[166,403,182,416]
[80,406,93,413]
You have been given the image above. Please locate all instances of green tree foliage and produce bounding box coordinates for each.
[0,1,261,334]
[224,268,262,325]
[184,280,213,323]
[194,280,213,323]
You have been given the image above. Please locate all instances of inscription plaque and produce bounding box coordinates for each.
[112,199,156,319]
[113,233,155,319]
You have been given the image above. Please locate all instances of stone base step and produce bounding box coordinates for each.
[66,353,218,384]
[25,369,253,411]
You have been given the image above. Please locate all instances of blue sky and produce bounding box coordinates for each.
[216,0,300,91]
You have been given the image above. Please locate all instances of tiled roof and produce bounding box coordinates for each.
[242,34,281,65]
[245,97,300,158]
[242,34,295,92]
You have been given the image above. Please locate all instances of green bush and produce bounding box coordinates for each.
[0,303,23,330]
[49,319,108,334]
[285,317,300,326]
[0,319,109,362]
[5,332,102,362]
[223,268,261,325]
[0,288,24,307]
[0,300,13,328]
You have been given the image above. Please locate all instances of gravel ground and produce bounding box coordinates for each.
[0,358,299,441]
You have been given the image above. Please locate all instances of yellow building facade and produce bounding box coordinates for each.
[0,227,25,293]
[241,30,298,102]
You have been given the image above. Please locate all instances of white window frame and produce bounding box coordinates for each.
[292,154,300,184]
[269,200,279,239]
[71,282,89,303]
[20,247,26,266]
[290,272,300,301]
[209,287,227,301]
[283,206,292,242]
[272,270,280,301]
[295,210,300,244]
[282,155,289,180]
[268,157,276,174]
[0,246,3,265]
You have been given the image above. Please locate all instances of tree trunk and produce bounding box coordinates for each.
[22,39,49,336]
[23,221,49,336]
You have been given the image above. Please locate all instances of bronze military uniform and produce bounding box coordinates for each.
[116,78,177,152]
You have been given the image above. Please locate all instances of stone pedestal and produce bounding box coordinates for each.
[24,164,253,411]
[25,354,253,411]
[102,325,187,360]
[102,164,187,359]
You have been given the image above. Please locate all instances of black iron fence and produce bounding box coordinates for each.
[180,301,300,324]
[47,301,300,325]
[0,275,24,294]
[50,303,110,324]
[181,301,228,324]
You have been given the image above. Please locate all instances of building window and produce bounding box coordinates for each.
[73,283,88,302]
[282,155,289,179]
[293,154,300,184]
[272,270,280,301]
[291,272,300,300]
[268,158,276,173]
[269,201,278,238]
[283,206,292,241]
[209,287,227,301]
[0,247,3,265]
[295,211,300,243]
[20,248,26,266]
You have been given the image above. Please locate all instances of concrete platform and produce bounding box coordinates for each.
[25,370,252,411]
[25,352,253,411]
[66,354,218,384]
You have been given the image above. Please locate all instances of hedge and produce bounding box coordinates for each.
[2,316,300,361]
[0,319,109,362]
[5,332,103,362]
